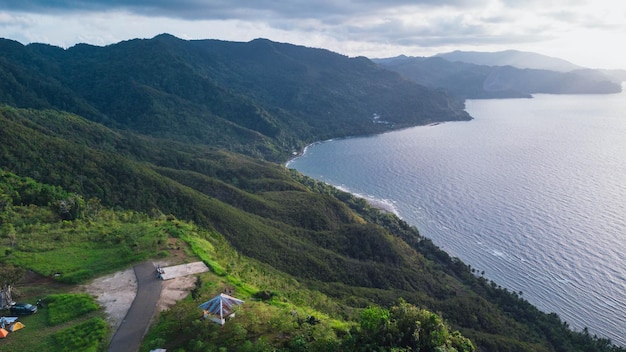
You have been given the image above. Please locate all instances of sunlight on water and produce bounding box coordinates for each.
[288,90,626,345]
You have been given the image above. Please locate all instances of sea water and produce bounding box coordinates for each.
[287,90,626,345]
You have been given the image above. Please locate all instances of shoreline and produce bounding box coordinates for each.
[284,120,467,168]
[286,92,626,346]
[286,143,401,216]
[334,184,400,215]
[284,119,471,215]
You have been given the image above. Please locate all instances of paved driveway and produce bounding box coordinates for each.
[108,262,162,352]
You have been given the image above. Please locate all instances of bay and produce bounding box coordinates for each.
[287,90,626,345]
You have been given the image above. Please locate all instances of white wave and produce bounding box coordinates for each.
[334,185,401,216]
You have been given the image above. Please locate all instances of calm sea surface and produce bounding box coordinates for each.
[287,90,626,345]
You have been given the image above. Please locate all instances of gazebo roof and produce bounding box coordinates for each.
[198,293,244,319]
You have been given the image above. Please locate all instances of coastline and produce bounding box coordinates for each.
[284,119,468,168]
[284,117,476,215]
[286,91,626,346]
[286,142,401,216]
[334,184,400,215]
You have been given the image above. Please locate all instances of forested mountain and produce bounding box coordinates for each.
[0,34,468,161]
[374,55,622,99]
[1,34,623,351]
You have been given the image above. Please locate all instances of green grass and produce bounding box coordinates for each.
[51,317,108,352]
[47,293,100,325]
[0,308,52,351]
[12,245,135,283]
[0,201,175,351]
[0,300,106,352]
[183,235,227,276]
[4,213,170,284]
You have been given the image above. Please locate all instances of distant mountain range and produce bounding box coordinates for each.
[374,50,625,99]
[435,50,583,72]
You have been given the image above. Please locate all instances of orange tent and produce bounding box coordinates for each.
[0,328,9,338]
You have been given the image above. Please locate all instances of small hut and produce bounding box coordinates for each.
[198,293,244,326]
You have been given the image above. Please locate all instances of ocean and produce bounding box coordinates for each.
[287,89,626,345]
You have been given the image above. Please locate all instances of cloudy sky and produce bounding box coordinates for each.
[0,0,624,69]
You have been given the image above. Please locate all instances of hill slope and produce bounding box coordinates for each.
[0,35,624,351]
[0,34,469,161]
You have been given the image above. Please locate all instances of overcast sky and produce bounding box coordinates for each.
[0,0,624,69]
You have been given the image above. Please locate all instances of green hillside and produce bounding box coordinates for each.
[0,35,623,351]
[0,34,469,161]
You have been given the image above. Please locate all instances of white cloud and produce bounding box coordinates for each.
[0,1,624,69]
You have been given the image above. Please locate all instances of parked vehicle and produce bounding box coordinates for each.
[10,303,37,315]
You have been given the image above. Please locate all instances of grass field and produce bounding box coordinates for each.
[0,293,108,352]
[0,203,178,351]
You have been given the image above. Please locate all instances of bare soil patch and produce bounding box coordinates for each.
[77,261,197,331]
[78,268,137,330]
[13,270,71,300]
[158,275,197,312]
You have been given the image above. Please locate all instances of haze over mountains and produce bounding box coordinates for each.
[374,50,624,99]
[435,50,583,72]
[1,34,624,351]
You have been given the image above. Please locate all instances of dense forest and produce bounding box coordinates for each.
[0,34,469,161]
[1,34,624,351]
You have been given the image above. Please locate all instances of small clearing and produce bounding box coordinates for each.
[78,261,202,331]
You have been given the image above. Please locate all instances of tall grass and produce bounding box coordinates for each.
[51,317,108,352]
[46,293,100,325]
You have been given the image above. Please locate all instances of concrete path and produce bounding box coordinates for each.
[108,262,162,352]
[158,261,209,280]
